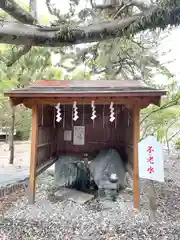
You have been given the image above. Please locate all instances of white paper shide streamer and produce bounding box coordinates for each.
[91,100,96,120]
[73,101,79,121]
[110,102,115,122]
[55,103,62,122]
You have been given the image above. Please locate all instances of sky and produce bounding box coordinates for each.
[158,27,180,80]
[28,0,180,84]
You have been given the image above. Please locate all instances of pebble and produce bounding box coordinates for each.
[0,153,180,239]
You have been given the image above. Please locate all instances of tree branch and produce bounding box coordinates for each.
[90,0,120,10]
[6,45,32,67]
[140,98,180,124]
[29,0,37,19]
[0,16,138,46]
[168,129,180,143]
[5,0,37,68]
[113,3,130,19]
[46,0,61,20]
[126,0,151,11]
[0,0,37,25]
[0,2,180,46]
[91,0,152,15]
[140,122,157,140]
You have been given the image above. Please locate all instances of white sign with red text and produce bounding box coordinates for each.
[138,135,164,182]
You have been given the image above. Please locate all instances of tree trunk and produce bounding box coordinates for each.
[9,105,15,164]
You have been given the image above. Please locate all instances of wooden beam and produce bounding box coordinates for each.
[36,157,56,176]
[22,97,144,108]
[10,97,24,106]
[28,104,38,204]
[7,95,162,109]
[133,105,140,210]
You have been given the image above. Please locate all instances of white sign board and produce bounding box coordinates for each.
[64,130,72,141]
[138,135,164,182]
[73,126,85,145]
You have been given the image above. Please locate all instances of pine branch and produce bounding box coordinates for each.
[46,0,61,20]
[90,0,120,10]
[140,98,180,124]
[5,0,37,67]
[127,0,151,11]
[168,129,180,142]
[0,1,180,46]
[6,45,32,67]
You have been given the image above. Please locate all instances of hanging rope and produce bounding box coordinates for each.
[63,104,65,129]
[73,101,79,121]
[82,104,85,126]
[103,104,105,129]
[53,106,56,128]
[55,103,62,122]
[71,105,73,128]
[91,100,96,128]
[109,102,115,122]
[41,105,44,126]
[115,104,117,128]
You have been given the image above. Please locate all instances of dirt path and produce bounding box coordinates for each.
[0,141,30,168]
[0,142,30,187]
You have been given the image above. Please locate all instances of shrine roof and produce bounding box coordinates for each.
[4,79,166,98]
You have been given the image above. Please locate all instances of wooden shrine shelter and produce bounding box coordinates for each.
[4,79,166,209]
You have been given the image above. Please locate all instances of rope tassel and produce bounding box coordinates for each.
[91,100,96,120]
[73,101,79,121]
[55,103,62,122]
[109,102,115,122]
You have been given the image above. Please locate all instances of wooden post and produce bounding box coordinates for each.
[133,105,140,210]
[28,104,38,204]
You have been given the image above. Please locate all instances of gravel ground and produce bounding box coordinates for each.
[0,148,180,239]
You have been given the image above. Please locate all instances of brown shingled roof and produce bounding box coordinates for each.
[4,79,166,98]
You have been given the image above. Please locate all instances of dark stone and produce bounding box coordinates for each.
[54,148,125,199]
[89,148,126,191]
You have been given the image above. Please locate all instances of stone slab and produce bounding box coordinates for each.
[54,188,72,200]
[55,188,94,204]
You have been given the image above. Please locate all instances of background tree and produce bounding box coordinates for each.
[0,45,64,163]
[141,78,180,153]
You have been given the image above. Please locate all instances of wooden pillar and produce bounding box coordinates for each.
[133,105,140,210]
[28,104,38,204]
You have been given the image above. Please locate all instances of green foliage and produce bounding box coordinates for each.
[0,0,179,148]
[71,69,91,80]
[55,31,162,82]
[175,140,180,150]
[0,45,65,140]
[141,79,180,148]
[42,66,64,80]
[93,36,159,80]
[16,0,30,11]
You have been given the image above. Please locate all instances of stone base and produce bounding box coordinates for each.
[54,188,94,204]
